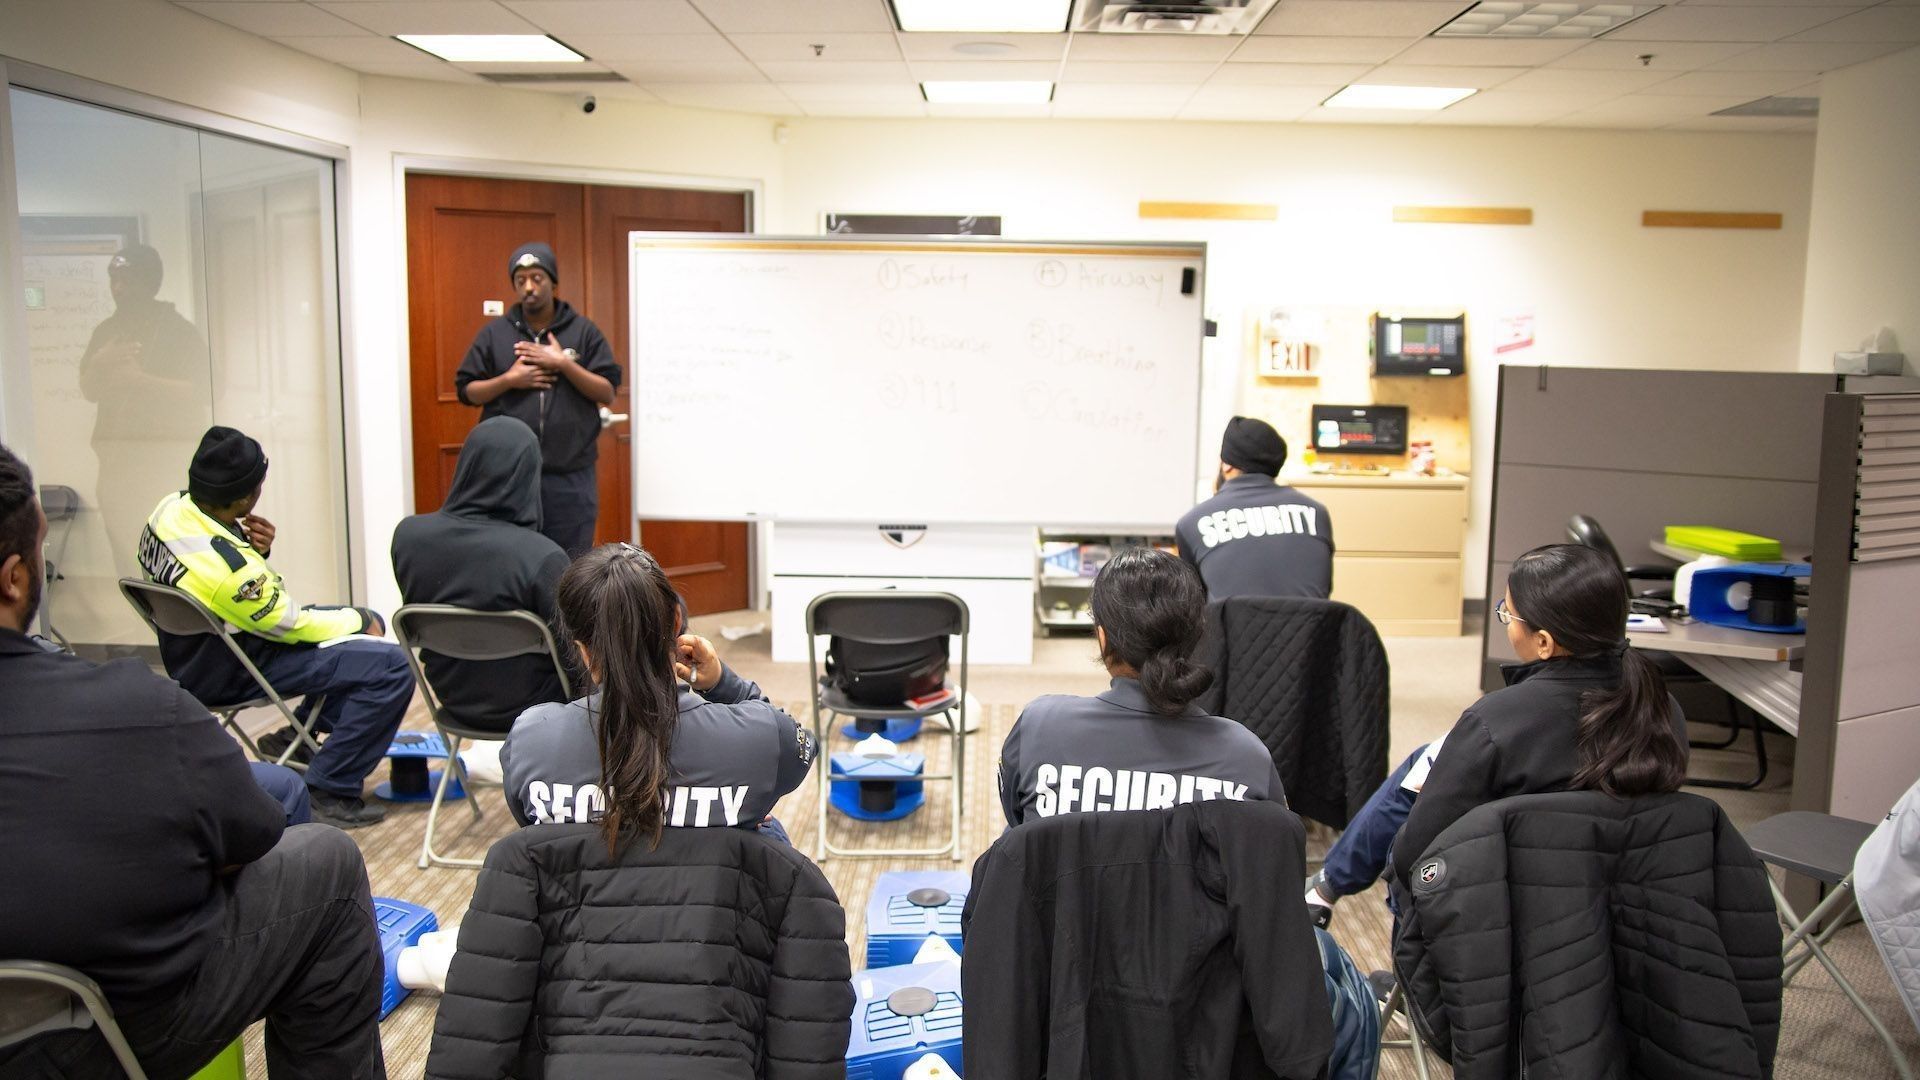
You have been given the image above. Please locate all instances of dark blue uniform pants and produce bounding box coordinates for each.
[1320,743,1426,898]
[539,465,598,559]
[250,762,312,825]
[255,639,413,798]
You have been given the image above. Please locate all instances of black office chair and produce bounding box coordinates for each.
[1565,515,1768,790]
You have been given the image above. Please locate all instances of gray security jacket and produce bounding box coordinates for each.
[998,677,1285,827]
[500,663,815,829]
[1175,473,1334,600]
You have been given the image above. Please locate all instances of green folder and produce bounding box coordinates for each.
[1663,525,1783,561]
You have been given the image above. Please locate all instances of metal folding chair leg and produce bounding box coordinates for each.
[1769,876,1915,1079]
[417,734,485,870]
[1379,980,1431,1080]
[813,707,965,863]
[0,961,149,1080]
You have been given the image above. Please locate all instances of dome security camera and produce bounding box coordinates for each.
[580,94,597,114]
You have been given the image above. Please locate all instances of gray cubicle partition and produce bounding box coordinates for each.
[1798,391,1920,824]
[1481,367,1833,688]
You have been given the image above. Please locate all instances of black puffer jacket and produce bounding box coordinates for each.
[1392,791,1784,1080]
[1192,596,1390,828]
[425,823,853,1080]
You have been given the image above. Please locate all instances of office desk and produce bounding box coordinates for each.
[1630,620,1805,736]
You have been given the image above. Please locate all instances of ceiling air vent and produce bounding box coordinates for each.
[1072,0,1282,34]
[1713,96,1819,118]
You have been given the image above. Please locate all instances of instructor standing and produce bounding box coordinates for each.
[455,242,620,557]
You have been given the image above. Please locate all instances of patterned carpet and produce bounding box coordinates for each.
[231,627,1917,1080]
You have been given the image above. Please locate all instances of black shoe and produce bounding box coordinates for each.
[1304,870,1336,930]
[309,789,386,829]
[257,726,316,766]
[1367,969,1398,1004]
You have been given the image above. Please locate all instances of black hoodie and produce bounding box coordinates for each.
[454,299,620,475]
[392,417,573,731]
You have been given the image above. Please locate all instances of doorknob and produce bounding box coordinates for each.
[599,406,629,430]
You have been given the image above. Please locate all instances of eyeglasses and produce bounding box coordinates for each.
[1493,597,1526,626]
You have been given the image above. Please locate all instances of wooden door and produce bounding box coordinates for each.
[406,173,583,513]
[405,173,753,615]
[582,185,751,615]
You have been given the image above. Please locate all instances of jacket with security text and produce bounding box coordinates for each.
[1392,790,1783,1080]
[962,800,1333,1080]
[425,822,853,1080]
[139,489,373,701]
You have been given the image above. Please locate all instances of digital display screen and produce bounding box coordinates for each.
[1376,315,1465,376]
[1311,404,1410,456]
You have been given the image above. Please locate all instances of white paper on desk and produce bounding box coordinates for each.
[1627,614,1668,633]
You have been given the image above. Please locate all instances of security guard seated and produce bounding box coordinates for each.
[139,426,411,828]
[1175,416,1334,600]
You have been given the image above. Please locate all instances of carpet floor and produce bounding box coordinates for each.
[230,617,1916,1080]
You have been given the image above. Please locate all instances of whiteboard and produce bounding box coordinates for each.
[628,236,1206,525]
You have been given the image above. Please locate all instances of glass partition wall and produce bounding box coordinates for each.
[6,86,347,650]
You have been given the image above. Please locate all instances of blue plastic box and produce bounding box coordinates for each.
[865,871,968,968]
[847,959,963,1080]
[829,752,926,822]
[373,897,438,1019]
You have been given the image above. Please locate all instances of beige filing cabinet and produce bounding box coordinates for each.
[1288,473,1470,636]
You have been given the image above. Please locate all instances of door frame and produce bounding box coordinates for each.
[393,156,767,606]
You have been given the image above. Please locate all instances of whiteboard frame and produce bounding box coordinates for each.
[627,233,1209,526]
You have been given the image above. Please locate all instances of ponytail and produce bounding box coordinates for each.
[555,544,682,854]
[1571,644,1687,797]
[1090,548,1215,717]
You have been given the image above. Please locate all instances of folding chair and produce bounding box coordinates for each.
[805,592,967,863]
[392,604,574,870]
[1745,810,1916,1080]
[0,960,147,1079]
[118,578,324,770]
[1377,978,1432,1080]
[36,485,79,652]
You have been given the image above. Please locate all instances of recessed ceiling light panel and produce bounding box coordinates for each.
[397,34,586,63]
[921,80,1056,104]
[892,0,1071,33]
[1324,84,1477,110]
[1435,2,1661,38]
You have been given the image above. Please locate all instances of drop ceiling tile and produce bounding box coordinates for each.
[1207,62,1375,84]
[1710,40,1911,67]
[1178,100,1321,121]
[1392,37,1590,66]
[754,59,912,82]
[1547,92,1752,124]
[1059,60,1224,82]
[1356,63,1526,87]
[778,81,924,103]
[1606,6,1865,42]
[1228,36,1410,63]
[454,60,615,75]
[181,2,372,35]
[1420,88,1615,123]
[909,60,1063,81]
[353,59,491,82]
[895,33,1069,60]
[1548,40,1760,68]
[1788,7,1920,40]
[728,33,903,61]
[1299,105,1438,123]
[1780,76,1821,95]
[1052,82,1202,105]
[1064,33,1240,61]
[565,34,744,62]
[499,0,711,34]
[1185,83,1341,106]
[689,0,894,33]
[1653,68,1814,93]
[314,2,542,35]
[1255,1,1469,38]
[801,101,930,116]
[275,34,434,63]
[1497,65,1678,91]
[1051,99,1187,118]
[609,60,768,82]
[642,81,790,103]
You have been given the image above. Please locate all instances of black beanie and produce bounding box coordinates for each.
[508,242,559,285]
[1220,416,1287,476]
[108,244,164,299]
[189,427,269,506]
